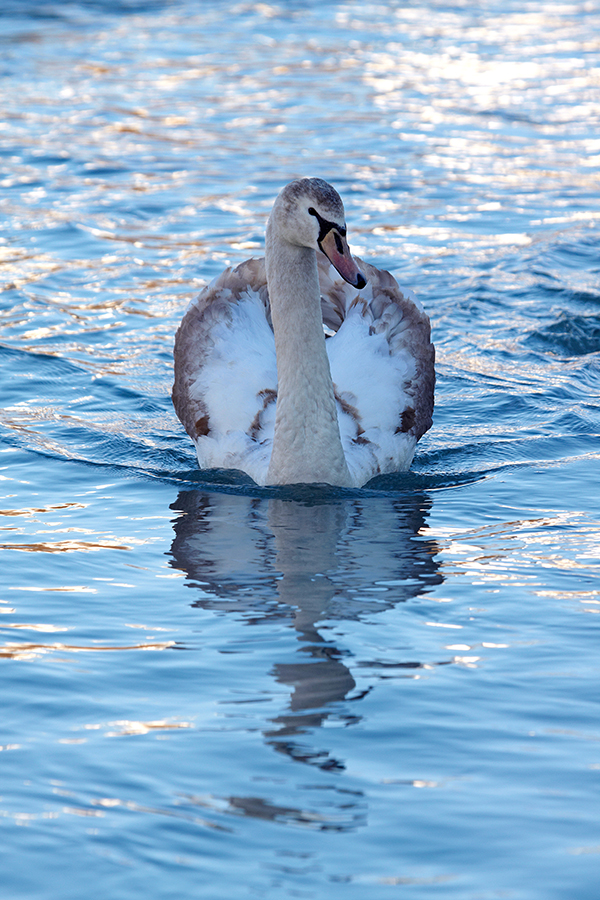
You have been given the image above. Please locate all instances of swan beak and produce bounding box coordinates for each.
[319,229,367,289]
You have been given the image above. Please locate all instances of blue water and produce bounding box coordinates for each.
[1,1,599,898]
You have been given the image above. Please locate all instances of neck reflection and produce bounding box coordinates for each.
[169,488,442,771]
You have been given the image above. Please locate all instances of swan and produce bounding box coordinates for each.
[172,178,434,487]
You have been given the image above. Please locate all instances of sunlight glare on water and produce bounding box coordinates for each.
[1,1,600,899]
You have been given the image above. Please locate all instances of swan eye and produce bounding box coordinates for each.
[308,207,317,217]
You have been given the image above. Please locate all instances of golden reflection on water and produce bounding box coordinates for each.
[1,622,68,631]
[1,538,133,553]
[0,640,176,661]
[0,502,86,517]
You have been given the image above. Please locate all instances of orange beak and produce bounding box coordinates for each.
[319,229,367,289]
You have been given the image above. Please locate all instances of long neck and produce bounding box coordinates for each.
[265,227,352,486]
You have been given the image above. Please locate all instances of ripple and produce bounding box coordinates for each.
[1,6,599,900]
[526,312,600,357]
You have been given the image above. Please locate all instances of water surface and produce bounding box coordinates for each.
[1,2,599,898]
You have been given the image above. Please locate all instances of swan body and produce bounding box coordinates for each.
[173,178,434,487]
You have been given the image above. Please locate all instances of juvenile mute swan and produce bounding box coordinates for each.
[172,178,434,487]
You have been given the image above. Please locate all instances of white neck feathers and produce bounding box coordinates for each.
[265,222,352,486]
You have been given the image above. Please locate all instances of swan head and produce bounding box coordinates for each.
[269,178,367,289]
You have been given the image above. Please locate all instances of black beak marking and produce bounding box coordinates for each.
[308,206,346,244]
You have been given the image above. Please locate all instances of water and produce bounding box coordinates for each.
[1,1,599,897]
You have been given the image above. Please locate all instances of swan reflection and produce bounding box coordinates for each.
[169,489,442,772]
